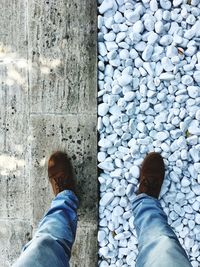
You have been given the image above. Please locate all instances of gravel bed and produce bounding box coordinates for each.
[97,0,200,266]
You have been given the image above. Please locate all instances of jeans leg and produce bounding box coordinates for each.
[132,193,192,267]
[13,190,78,267]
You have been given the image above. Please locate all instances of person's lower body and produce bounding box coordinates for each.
[132,193,192,267]
[13,190,78,267]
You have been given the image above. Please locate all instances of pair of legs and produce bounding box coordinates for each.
[13,152,192,267]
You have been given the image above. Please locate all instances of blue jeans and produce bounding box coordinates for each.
[13,191,192,267]
[13,190,78,267]
[133,193,192,267]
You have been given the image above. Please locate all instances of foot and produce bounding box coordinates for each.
[137,152,165,199]
[48,151,76,196]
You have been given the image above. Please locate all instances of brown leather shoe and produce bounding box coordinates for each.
[48,151,77,196]
[137,152,165,199]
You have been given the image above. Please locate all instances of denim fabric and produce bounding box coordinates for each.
[132,193,192,267]
[13,190,78,267]
[13,190,192,267]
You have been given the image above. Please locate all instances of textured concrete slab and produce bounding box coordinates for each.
[30,114,97,225]
[71,223,97,267]
[0,220,32,267]
[28,0,97,114]
[0,60,30,221]
[0,0,97,266]
[0,0,27,56]
[30,114,98,265]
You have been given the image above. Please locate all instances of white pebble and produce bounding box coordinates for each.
[100,261,109,267]
[113,206,124,216]
[194,71,200,83]
[150,0,158,12]
[99,0,114,14]
[182,75,193,85]
[124,91,135,102]
[98,138,112,148]
[97,0,200,264]
[173,0,182,7]
[181,177,190,187]
[160,35,173,46]
[142,45,154,61]
[98,161,114,172]
[155,21,164,34]
[100,192,114,206]
[195,214,200,224]
[140,102,150,112]
[117,74,132,86]
[187,86,199,98]
[160,0,171,10]
[124,10,140,23]
[159,73,175,80]
[161,57,174,72]
[156,131,169,141]
[115,185,126,196]
[98,230,106,242]
[188,120,200,135]
[98,103,109,116]
[130,165,140,178]
[99,42,107,56]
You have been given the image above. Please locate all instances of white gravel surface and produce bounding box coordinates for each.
[97,0,200,266]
